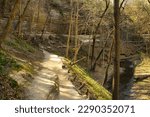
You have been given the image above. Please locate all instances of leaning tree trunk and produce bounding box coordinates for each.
[91,29,114,71]
[15,0,31,31]
[0,0,20,48]
[90,0,110,70]
[103,37,114,85]
[40,14,49,40]
[113,0,120,100]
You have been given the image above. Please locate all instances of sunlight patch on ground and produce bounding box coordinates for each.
[134,57,150,76]
[42,51,85,100]
[49,57,61,62]
[43,50,62,62]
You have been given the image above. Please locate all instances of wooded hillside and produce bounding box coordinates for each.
[0,0,150,100]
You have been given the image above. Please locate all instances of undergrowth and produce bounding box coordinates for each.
[0,51,24,99]
[0,51,22,76]
[0,36,41,99]
[4,37,36,53]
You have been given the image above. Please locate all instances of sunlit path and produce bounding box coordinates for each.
[25,50,85,100]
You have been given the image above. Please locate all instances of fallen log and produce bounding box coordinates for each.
[134,75,150,82]
[63,58,112,100]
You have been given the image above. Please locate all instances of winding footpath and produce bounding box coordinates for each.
[25,50,85,100]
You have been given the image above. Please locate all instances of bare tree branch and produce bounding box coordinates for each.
[120,0,128,11]
[91,0,110,71]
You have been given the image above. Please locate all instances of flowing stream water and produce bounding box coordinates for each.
[120,59,150,100]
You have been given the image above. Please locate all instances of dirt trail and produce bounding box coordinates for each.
[25,50,85,100]
[42,51,85,100]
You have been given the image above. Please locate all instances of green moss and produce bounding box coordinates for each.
[64,58,112,100]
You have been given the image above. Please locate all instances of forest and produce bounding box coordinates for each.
[0,0,150,100]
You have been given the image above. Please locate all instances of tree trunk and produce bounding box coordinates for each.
[15,0,31,31]
[36,0,41,33]
[0,0,20,47]
[103,38,114,85]
[29,12,35,34]
[18,0,22,36]
[90,0,110,70]
[91,29,114,71]
[40,14,49,40]
[66,0,73,58]
[113,0,120,100]
[1,0,7,17]
[74,0,79,62]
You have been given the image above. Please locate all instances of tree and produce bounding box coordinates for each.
[74,0,79,62]
[39,14,49,39]
[66,0,73,58]
[113,0,120,100]
[37,0,41,29]
[92,29,114,71]
[0,0,7,17]
[18,0,22,36]
[125,0,150,34]
[0,0,20,48]
[90,0,110,71]
[15,0,31,32]
[103,0,128,86]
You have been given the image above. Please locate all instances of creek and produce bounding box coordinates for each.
[108,58,150,100]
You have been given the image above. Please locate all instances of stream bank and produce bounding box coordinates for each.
[104,56,150,100]
[122,57,150,100]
